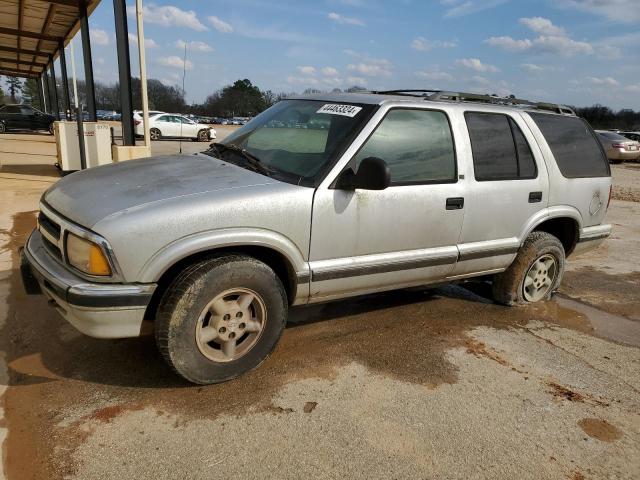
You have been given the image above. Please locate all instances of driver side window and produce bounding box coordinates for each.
[353,109,457,185]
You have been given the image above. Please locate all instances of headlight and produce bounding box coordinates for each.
[66,233,112,276]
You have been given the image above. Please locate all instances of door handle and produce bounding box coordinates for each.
[446,197,464,210]
[528,191,543,203]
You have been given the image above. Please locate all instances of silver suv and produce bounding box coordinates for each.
[21,90,612,384]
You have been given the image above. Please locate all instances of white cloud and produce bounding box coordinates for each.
[328,12,365,26]
[411,37,457,51]
[297,66,316,75]
[346,76,367,86]
[485,34,593,56]
[441,0,508,18]
[519,17,565,36]
[416,70,454,81]
[486,17,593,57]
[624,84,640,93]
[158,56,193,70]
[347,58,392,76]
[90,28,110,46]
[456,58,499,73]
[208,16,233,33]
[554,0,640,23]
[534,35,593,55]
[175,39,214,52]
[287,76,320,86]
[128,33,158,48]
[521,63,556,73]
[484,36,533,52]
[471,76,490,86]
[588,76,619,87]
[129,4,207,31]
[321,66,339,76]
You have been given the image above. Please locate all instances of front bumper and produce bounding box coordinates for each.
[21,230,157,338]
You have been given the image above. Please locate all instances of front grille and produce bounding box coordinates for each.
[38,211,61,240]
[41,234,62,261]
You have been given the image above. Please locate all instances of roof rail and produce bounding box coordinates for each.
[370,89,575,115]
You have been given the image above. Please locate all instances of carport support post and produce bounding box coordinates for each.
[113,0,135,145]
[39,75,47,113]
[80,2,97,122]
[49,60,60,120]
[43,70,52,115]
[59,41,71,120]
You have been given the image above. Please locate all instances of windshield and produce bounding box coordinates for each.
[205,99,375,186]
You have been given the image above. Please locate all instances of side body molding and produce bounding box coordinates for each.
[137,228,310,301]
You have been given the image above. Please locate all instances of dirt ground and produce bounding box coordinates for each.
[0,162,639,480]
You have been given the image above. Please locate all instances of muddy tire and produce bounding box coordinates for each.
[492,231,565,306]
[155,254,288,385]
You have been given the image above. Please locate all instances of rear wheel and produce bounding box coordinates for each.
[155,254,288,384]
[150,128,161,141]
[48,123,55,135]
[492,231,565,306]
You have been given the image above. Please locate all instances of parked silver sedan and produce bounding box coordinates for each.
[595,130,640,163]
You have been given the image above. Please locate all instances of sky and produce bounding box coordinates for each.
[79,0,640,110]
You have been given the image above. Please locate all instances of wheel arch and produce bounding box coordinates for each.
[140,229,309,321]
[521,207,582,256]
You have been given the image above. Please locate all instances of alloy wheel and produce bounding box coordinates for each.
[195,288,267,362]
[522,253,558,302]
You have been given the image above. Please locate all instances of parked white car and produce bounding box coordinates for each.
[135,113,217,142]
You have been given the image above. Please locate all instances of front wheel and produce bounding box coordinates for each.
[155,254,288,384]
[48,123,55,135]
[197,129,210,142]
[0,122,6,133]
[492,231,565,306]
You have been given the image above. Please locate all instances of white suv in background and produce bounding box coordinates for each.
[135,113,217,142]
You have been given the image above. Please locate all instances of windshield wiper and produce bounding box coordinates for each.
[210,143,273,176]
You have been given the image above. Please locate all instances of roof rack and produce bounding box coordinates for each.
[370,89,575,115]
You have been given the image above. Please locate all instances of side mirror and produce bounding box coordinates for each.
[339,157,390,190]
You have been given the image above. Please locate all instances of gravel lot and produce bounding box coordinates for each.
[0,159,639,480]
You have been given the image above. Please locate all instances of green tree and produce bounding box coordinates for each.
[5,77,23,102]
[210,79,268,117]
[22,78,42,109]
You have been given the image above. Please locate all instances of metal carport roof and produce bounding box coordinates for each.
[0,0,100,79]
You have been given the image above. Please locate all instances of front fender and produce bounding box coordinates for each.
[137,227,309,283]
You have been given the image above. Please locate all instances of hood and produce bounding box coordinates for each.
[44,153,277,227]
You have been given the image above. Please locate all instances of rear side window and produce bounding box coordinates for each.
[465,112,537,181]
[529,113,609,178]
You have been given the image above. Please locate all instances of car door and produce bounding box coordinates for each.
[177,116,197,138]
[155,115,176,137]
[308,106,465,302]
[19,106,37,130]
[450,110,549,278]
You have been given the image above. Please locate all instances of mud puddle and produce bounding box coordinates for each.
[555,295,640,347]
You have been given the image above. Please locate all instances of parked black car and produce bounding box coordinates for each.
[0,104,56,134]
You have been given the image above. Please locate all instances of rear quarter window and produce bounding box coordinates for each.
[529,113,609,178]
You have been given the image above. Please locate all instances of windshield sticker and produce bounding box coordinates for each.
[316,104,362,117]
